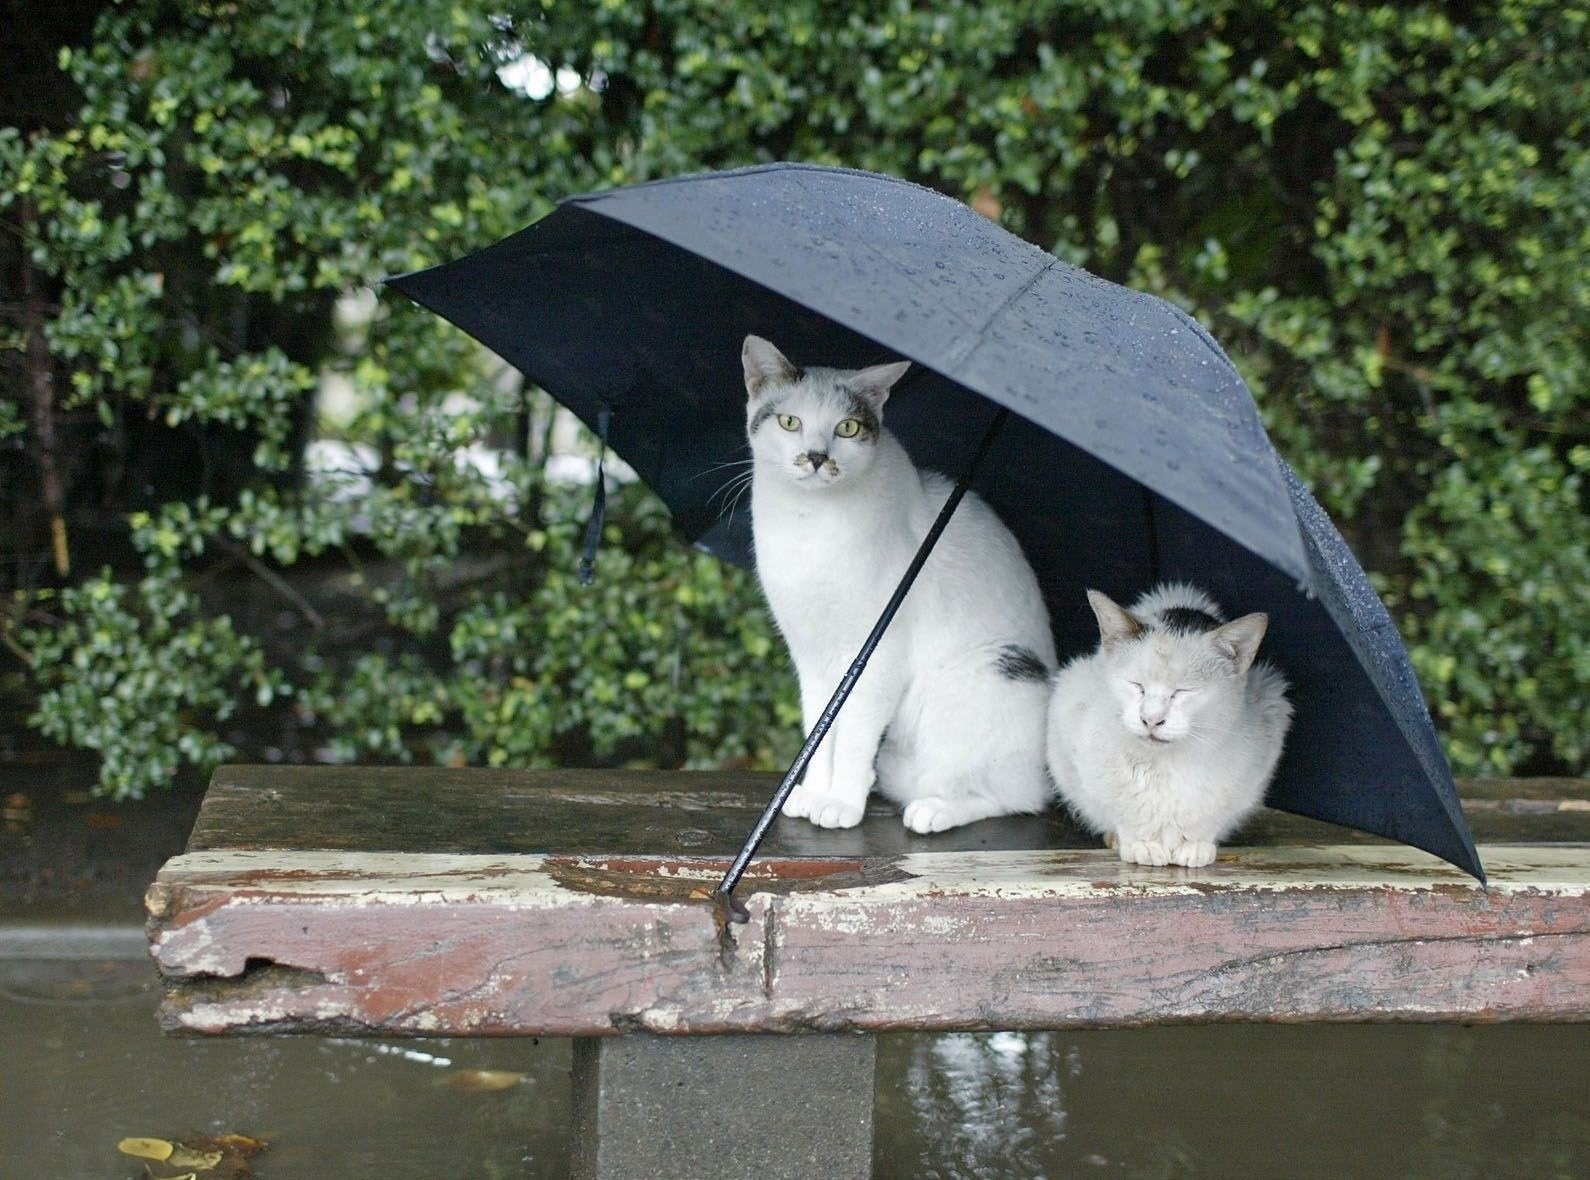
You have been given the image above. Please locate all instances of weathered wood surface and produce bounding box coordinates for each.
[148,767,1590,1035]
[149,839,1590,1036]
[183,765,1590,854]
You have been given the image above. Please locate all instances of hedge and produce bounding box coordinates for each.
[1,0,1583,798]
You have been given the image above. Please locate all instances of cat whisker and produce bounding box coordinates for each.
[690,457,754,484]
[708,470,754,507]
[713,471,755,527]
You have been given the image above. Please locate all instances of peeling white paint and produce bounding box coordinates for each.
[156,846,1590,915]
[154,850,600,907]
[639,1007,683,1032]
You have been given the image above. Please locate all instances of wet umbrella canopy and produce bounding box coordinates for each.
[390,163,1482,883]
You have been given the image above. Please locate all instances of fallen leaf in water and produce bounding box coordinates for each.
[213,1134,267,1156]
[117,1138,174,1161]
[168,1145,224,1169]
[437,1068,525,1092]
[119,1132,266,1178]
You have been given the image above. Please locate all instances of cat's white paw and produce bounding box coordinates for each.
[808,797,865,829]
[1120,838,1171,867]
[1102,831,1118,849]
[781,783,816,820]
[784,785,865,828]
[1170,840,1217,868]
[902,797,961,834]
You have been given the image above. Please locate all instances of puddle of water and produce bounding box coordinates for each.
[0,958,570,1178]
[3,956,1587,1178]
[875,1025,1590,1180]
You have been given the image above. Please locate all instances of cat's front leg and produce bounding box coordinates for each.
[816,670,902,829]
[781,664,844,824]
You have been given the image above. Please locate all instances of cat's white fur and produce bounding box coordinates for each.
[1046,583,1293,867]
[743,335,1056,833]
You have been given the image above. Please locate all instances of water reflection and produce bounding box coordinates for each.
[876,1026,1590,1180]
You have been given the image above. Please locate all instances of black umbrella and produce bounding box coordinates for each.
[389,163,1483,888]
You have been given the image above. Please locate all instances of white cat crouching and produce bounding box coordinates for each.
[1046,583,1293,868]
[742,335,1056,834]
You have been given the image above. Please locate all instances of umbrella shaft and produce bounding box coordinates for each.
[714,406,1013,915]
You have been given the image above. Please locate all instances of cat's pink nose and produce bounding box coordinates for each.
[1141,710,1167,729]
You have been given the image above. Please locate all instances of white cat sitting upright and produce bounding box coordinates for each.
[742,334,1056,834]
[1046,583,1293,868]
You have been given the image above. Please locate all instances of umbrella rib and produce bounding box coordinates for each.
[931,256,1060,375]
[712,406,1013,922]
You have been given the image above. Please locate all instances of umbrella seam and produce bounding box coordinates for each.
[948,257,1062,367]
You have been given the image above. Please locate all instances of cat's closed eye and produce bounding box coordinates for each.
[835,418,862,438]
[777,413,801,431]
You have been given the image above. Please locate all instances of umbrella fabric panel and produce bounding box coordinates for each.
[1280,467,1479,877]
[575,164,1308,583]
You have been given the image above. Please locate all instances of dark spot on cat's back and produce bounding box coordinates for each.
[1159,607,1222,634]
[995,644,1050,682]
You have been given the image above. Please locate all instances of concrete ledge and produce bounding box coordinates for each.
[0,922,149,961]
[148,843,1590,1035]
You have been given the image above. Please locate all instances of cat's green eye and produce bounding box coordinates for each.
[834,418,862,439]
[777,414,801,431]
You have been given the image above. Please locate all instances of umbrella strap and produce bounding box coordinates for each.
[712,405,1012,924]
[578,405,612,587]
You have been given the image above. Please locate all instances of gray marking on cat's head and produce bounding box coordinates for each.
[748,397,784,436]
[995,644,1051,683]
[1159,606,1222,635]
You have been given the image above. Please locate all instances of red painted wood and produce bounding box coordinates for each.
[147,846,1590,1035]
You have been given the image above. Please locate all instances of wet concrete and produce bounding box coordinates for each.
[0,949,570,1177]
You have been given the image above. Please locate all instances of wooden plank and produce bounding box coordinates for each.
[184,766,1590,856]
[148,843,1590,1036]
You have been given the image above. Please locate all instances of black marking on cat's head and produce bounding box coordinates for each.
[995,644,1051,683]
[748,398,783,436]
[841,392,882,442]
[1158,607,1222,635]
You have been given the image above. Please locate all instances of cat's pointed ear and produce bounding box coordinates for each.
[848,359,911,408]
[1087,590,1144,648]
[742,335,799,398]
[1211,612,1268,674]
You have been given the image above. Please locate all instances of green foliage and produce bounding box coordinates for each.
[2,0,1584,796]
[23,571,285,800]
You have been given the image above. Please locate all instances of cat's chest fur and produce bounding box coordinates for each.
[751,479,906,649]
